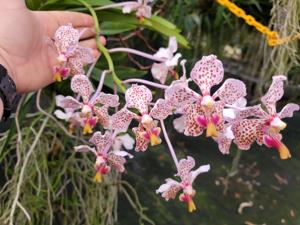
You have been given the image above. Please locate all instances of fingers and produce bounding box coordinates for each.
[49,11,94,28]
[78,27,96,40]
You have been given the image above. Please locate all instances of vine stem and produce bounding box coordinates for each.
[77,0,126,93]
[9,116,49,225]
[109,47,165,62]
[90,70,111,104]
[160,120,179,169]
[123,78,168,89]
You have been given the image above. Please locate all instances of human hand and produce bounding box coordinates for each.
[0,0,100,93]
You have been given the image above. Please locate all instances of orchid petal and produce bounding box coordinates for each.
[183,104,205,136]
[261,75,286,114]
[191,164,210,183]
[93,92,119,107]
[151,63,169,84]
[168,36,178,53]
[232,119,265,150]
[71,75,94,100]
[74,145,97,155]
[56,95,82,110]
[165,80,199,108]
[118,134,135,150]
[190,55,224,95]
[110,107,136,132]
[132,126,149,152]
[125,85,152,114]
[113,150,134,159]
[54,24,79,55]
[156,178,182,201]
[89,131,111,151]
[173,115,185,133]
[149,99,173,120]
[213,78,247,104]
[278,103,299,119]
[107,153,126,172]
[176,156,195,180]
[94,106,110,129]
[54,109,73,121]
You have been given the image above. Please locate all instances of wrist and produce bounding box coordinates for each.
[0,49,18,91]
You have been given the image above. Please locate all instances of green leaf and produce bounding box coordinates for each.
[41,0,112,9]
[150,15,179,31]
[100,21,137,35]
[25,0,45,10]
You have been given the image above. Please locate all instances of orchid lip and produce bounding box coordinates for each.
[270,117,287,130]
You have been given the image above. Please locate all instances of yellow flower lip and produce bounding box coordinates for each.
[278,143,291,160]
[83,123,93,135]
[53,73,62,82]
[206,121,218,137]
[93,171,102,183]
[149,133,161,146]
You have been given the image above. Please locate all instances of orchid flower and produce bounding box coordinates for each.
[53,24,94,81]
[110,84,173,151]
[231,75,299,159]
[75,131,133,183]
[165,55,246,152]
[151,37,182,84]
[156,156,210,212]
[122,0,153,19]
[56,75,119,134]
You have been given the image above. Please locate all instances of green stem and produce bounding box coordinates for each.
[77,0,126,93]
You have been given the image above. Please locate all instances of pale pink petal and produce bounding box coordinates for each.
[235,104,268,120]
[107,153,126,172]
[156,178,182,201]
[74,145,97,155]
[168,36,178,53]
[183,104,205,136]
[190,55,224,95]
[125,85,152,114]
[113,150,133,158]
[132,126,149,152]
[89,131,111,151]
[136,5,152,18]
[165,53,181,67]
[165,80,199,108]
[190,164,210,183]
[213,134,232,154]
[176,156,195,180]
[231,119,265,150]
[278,103,299,119]
[71,75,94,100]
[74,46,94,64]
[118,134,135,150]
[68,56,84,75]
[54,24,79,55]
[56,96,82,110]
[110,107,136,132]
[54,109,73,121]
[213,78,247,104]
[93,92,119,107]
[94,106,110,129]
[261,75,286,114]
[149,99,173,120]
[173,115,185,133]
[151,63,169,84]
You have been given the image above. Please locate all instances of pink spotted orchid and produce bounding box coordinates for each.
[165,55,246,153]
[75,131,133,183]
[151,37,182,84]
[110,84,173,152]
[122,0,153,19]
[55,75,119,134]
[231,75,299,159]
[156,156,210,212]
[53,24,95,81]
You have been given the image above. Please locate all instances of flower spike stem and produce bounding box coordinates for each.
[160,120,179,169]
[90,70,111,104]
[93,2,137,11]
[123,79,169,89]
[109,48,165,62]
[77,0,126,93]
